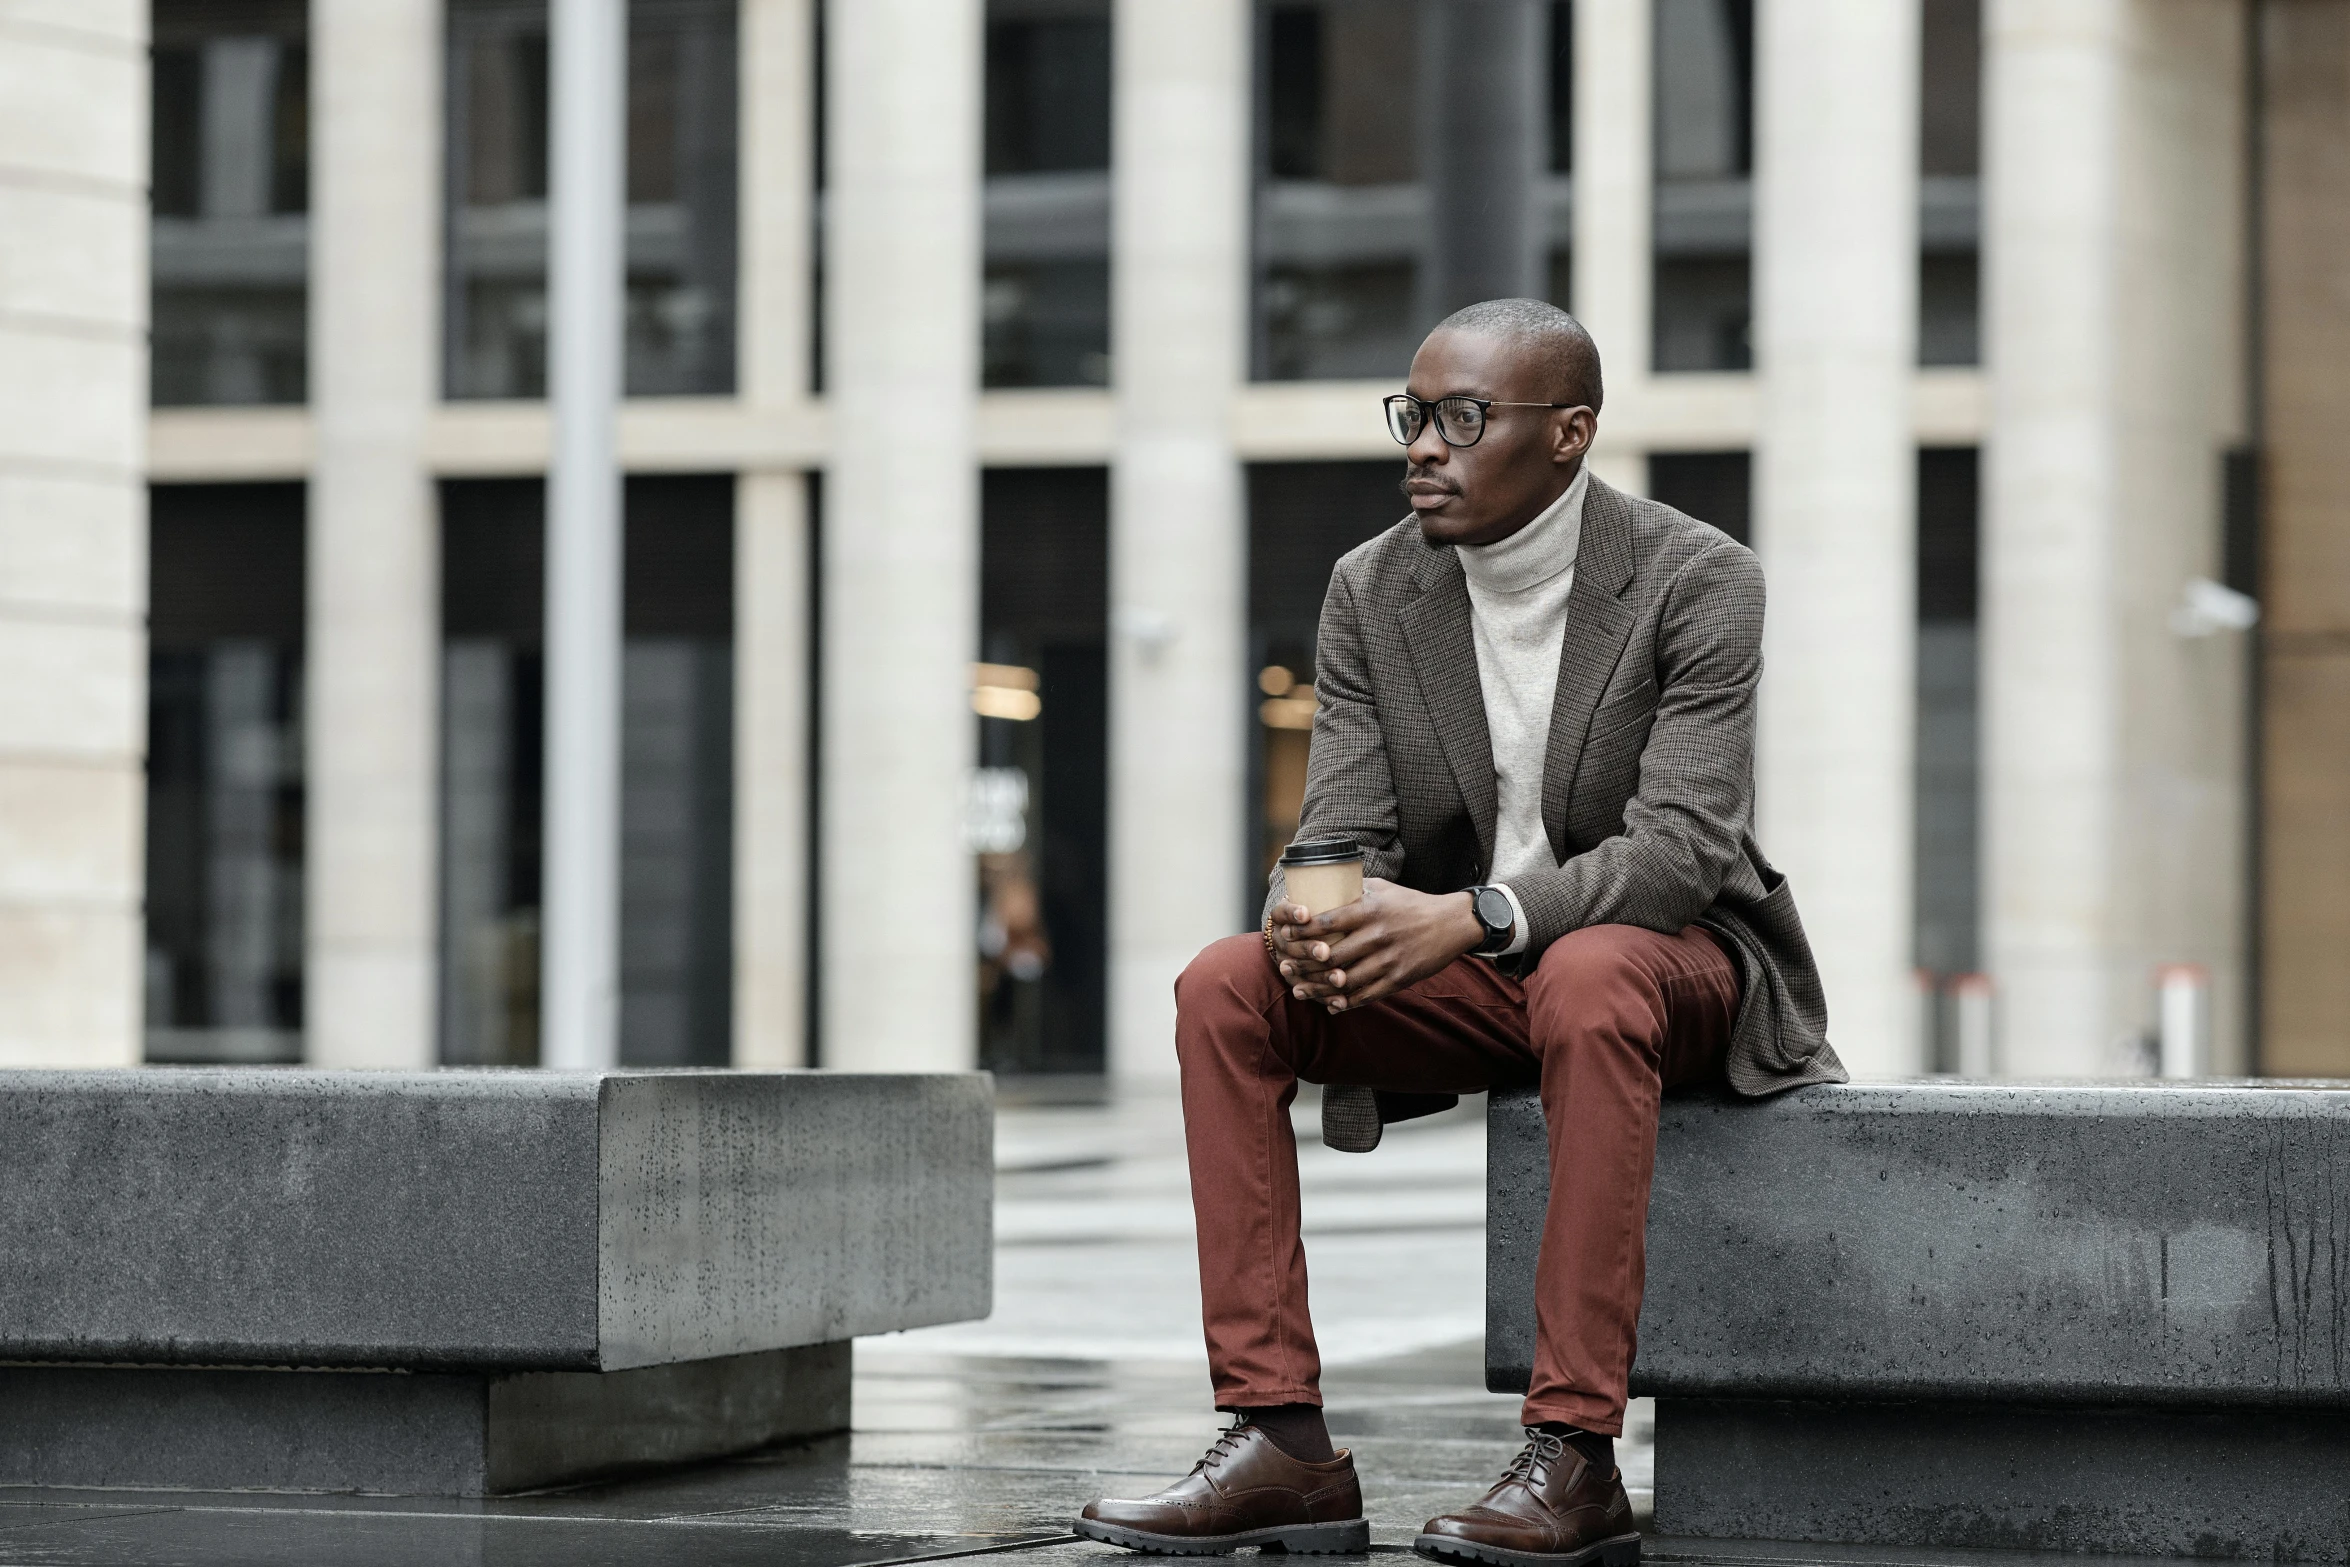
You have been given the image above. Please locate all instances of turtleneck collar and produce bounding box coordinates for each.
[1455,463,1587,596]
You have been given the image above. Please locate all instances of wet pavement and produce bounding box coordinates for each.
[0,1087,2162,1564]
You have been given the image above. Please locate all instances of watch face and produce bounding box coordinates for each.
[1475,888,1512,934]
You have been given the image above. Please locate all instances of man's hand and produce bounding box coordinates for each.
[1269,879,1484,1013]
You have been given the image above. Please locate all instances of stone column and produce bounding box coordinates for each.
[540,0,627,1070]
[2260,0,2350,1075]
[1570,0,1650,493]
[1107,0,1250,1080]
[732,0,816,1069]
[0,6,147,1066]
[1752,0,1921,1076]
[1416,0,1545,320]
[735,472,811,1069]
[1982,0,2247,1076]
[307,0,443,1069]
[820,0,981,1071]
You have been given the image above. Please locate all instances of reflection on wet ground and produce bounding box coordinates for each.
[0,1344,1539,1567]
[0,1088,2153,1564]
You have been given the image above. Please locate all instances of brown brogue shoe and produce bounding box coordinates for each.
[1413,1429,1639,1567]
[1076,1422,1370,1555]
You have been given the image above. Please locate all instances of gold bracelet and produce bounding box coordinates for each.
[1262,913,1280,964]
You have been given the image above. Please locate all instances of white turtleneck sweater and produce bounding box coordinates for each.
[1455,464,1587,956]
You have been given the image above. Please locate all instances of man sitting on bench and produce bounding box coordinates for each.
[1075,299,1845,1567]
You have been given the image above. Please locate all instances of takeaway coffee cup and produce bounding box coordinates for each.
[1278,836,1364,918]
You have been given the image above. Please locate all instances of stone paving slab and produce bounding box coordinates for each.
[0,1344,2206,1567]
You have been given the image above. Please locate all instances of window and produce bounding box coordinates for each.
[1919,0,1982,366]
[1645,451,1750,544]
[1651,0,1753,373]
[983,0,1112,388]
[976,469,1109,1074]
[1246,463,1405,891]
[444,0,739,400]
[1253,1,1573,382]
[150,1,309,406]
[1915,448,1981,1065]
[437,476,736,1066]
[145,485,307,1062]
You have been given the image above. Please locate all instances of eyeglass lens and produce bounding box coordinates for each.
[1385,396,1488,448]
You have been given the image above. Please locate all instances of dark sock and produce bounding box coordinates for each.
[1534,1420,1614,1474]
[1231,1403,1336,1464]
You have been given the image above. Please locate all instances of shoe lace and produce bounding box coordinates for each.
[1501,1428,1570,1485]
[1188,1421,1253,1477]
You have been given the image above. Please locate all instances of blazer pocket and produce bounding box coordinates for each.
[1585,700,1657,749]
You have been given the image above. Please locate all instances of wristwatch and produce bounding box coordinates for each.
[1466,885,1516,956]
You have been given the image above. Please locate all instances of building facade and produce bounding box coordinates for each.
[5,0,2343,1079]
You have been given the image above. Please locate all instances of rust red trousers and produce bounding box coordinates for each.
[1172,922,1738,1436]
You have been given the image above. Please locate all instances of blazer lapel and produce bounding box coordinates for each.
[1399,544,1499,871]
[1542,474,1639,860]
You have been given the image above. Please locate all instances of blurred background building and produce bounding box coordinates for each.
[2,0,2344,1082]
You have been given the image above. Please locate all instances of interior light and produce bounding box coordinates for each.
[973,685,1043,722]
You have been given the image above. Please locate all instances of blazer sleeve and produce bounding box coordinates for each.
[1265,563,1407,921]
[1508,541,1762,952]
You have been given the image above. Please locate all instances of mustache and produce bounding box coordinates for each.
[1400,466,1460,497]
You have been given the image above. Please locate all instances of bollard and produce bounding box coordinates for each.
[2156,964,2208,1079]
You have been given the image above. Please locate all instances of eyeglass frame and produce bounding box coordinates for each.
[1383,392,1577,450]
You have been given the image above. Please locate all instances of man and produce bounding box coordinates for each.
[1073,299,1843,1566]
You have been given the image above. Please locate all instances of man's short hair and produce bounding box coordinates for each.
[1431,298,1604,414]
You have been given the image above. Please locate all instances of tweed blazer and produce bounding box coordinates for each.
[1266,473,1845,1097]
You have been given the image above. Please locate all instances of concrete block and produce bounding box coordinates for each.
[0,1069,993,1370]
[1486,1082,2350,1557]
[0,1341,851,1495]
[1486,1081,2350,1405]
[1654,1398,2350,1559]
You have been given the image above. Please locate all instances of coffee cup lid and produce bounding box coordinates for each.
[1278,836,1362,867]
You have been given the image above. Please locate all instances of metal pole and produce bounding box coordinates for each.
[542,0,626,1070]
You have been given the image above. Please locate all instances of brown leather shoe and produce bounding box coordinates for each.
[1075,1422,1370,1555]
[1413,1430,1639,1567]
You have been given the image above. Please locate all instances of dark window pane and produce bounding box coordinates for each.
[983,1,1111,388]
[986,8,1111,174]
[2222,446,2261,600]
[1246,461,1407,887]
[1549,1,1574,173]
[1920,0,1981,178]
[150,2,310,405]
[1254,0,1571,383]
[1646,450,1749,544]
[152,47,204,218]
[445,0,738,399]
[1917,446,1979,624]
[1652,0,1753,372]
[145,483,307,1064]
[978,469,1109,1076]
[436,476,735,1067]
[1914,447,1981,1005]
[1266,6,1322,179]
[1919,0,1981,364]
[1919,250,1980,366]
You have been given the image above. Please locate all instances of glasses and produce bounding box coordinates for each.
[1383,393,1573,449]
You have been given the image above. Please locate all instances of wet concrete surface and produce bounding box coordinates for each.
[0,1087,2194,1565]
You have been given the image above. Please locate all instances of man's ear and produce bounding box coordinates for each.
[1553,407,1595,464]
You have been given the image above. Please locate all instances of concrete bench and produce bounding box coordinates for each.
[1487,1081,2350,1560]
[0,1068,991,1494]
